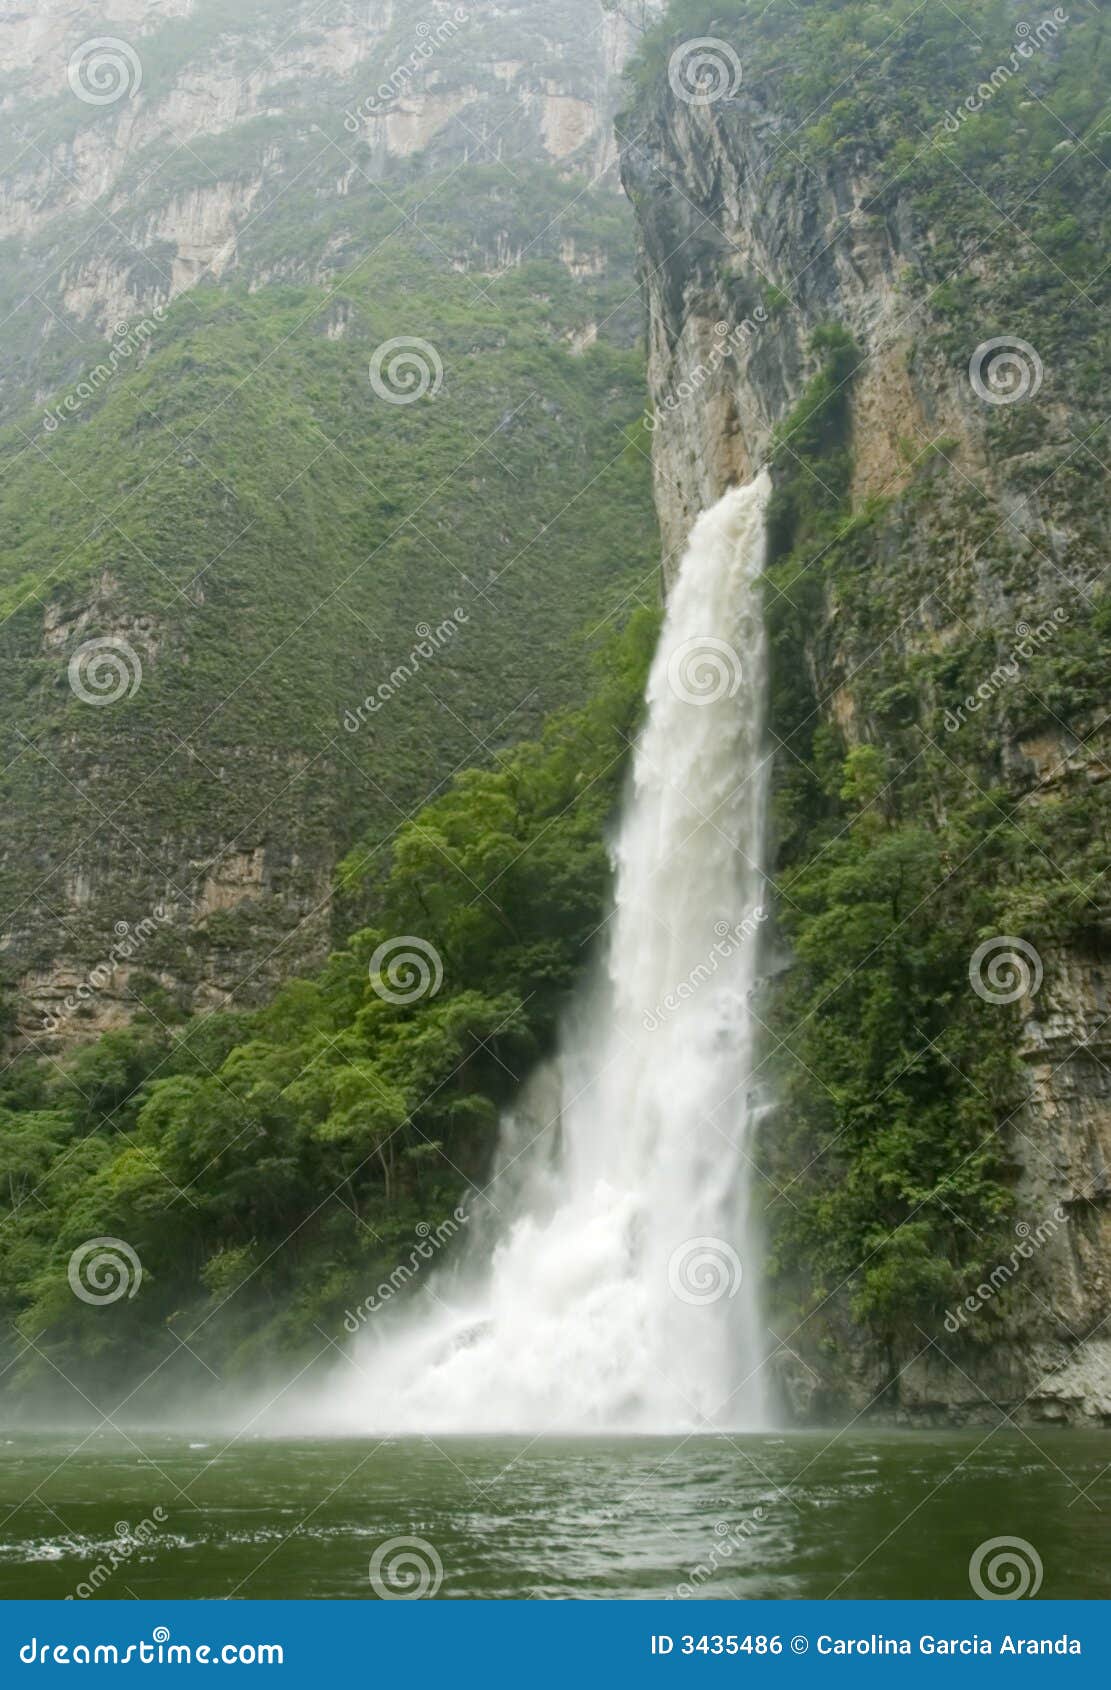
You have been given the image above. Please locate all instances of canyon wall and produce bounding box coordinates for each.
[0,0,660,1044]
[621,1,1109,1423]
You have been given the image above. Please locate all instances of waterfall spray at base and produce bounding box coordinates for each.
[322,471,773,1434]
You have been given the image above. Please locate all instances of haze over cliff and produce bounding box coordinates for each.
[0,0,660,1042]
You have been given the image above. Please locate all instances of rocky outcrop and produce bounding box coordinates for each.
[622,91,982,568]
[620,20,1109,1424]
[0,0,643,365]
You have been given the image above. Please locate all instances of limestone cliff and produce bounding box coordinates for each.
[0,0,660,1045]
[1,0,644,411]
[621,0,1109,1423]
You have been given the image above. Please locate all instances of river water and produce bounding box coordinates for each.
[1,1428,1107,1599]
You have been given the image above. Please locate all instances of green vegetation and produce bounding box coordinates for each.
[759,333,1104,1343]
[0,0,667,1407]
[0,170,658,1011]
[759,334,1014,1336]
[618,0,1108,1366]
[631,0,1108,375]
[0,611,658,1398]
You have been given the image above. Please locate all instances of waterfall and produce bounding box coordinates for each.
[326,471,773,1434]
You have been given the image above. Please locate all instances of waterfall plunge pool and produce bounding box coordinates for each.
[0,1427,1106,1599]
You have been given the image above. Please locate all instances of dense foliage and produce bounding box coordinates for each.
[0,0,665,1409]
[758,335,1015,1338]
[761,350,1106,1349]
[0,163,658,1014]
[0,611,657,1400]
[628,0,1109,1359]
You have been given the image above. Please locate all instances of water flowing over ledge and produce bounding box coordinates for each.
[296,472,774,1436]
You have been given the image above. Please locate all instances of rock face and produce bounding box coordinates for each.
[1,0,640,372]
[0,0,661,1046]
[620,14,1109,1424]
[622,93,976,571]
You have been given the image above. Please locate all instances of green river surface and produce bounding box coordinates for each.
[0,1429,1107,1600]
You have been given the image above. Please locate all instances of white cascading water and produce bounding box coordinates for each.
[324,471,773,1434]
